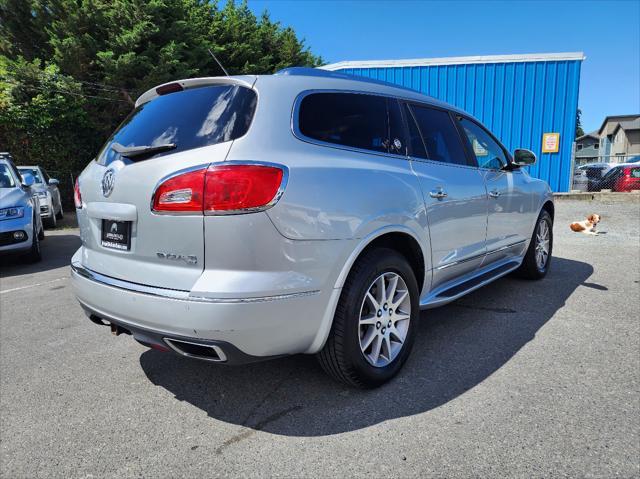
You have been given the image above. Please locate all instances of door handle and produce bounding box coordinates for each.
[488,190,501,198]
[429,189,448,200]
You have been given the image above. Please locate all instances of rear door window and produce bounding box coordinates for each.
[298,92,405,155]
[96,84,257,166]
[630,168,640,178]
[404,105,427,158]
[457,118,508,170]
[407,104,469,166]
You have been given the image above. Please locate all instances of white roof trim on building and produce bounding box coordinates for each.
[320,52,586,71]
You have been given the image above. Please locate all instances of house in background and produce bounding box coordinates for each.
[597,114,640,162]
[574,131,600,165]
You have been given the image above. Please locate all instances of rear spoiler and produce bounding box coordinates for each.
[135,76,257,108]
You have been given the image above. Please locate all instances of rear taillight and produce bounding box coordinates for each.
[204,165,284,212]
[74,178,82,209]
[152,163,286,214]
[152,168,206,212]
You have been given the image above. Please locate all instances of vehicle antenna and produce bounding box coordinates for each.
[208,48,229,76]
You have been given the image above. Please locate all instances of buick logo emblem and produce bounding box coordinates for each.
[101,169,115,197]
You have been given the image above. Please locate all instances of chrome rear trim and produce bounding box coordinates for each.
[71,261,319,303]
[163,338,228,362]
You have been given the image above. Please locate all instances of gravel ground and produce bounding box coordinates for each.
[1,200,639,478]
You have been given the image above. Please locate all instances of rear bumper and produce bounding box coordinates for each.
[70,251,336,361]
[78,303,276,364]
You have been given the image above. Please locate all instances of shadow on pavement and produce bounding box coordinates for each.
[140,257,593,438]
[0,233,80,277]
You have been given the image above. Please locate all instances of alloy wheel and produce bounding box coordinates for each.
[358,272,411,367]
[535,219,550,270]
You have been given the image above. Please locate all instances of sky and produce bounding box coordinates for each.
[244,0,640,133]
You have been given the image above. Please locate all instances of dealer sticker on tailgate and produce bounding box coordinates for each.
[101,219,131,251]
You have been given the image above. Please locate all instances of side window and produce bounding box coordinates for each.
[408,104,468,165]
[298,92,404,155]
[40,168,50,184]
[387,98,405,155]
[458,118,507,170]
[404,105,427,158]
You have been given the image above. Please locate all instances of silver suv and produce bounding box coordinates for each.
[71,68,553,388]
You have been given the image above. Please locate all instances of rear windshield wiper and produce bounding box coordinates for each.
[111,142,176,158]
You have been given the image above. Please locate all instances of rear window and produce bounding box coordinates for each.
[586,167,605,179]
[298,92,405,155]
[96,85,257,165]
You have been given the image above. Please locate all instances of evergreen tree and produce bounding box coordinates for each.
[0,0,322,207]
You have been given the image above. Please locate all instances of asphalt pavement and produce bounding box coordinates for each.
[1,200,639,478]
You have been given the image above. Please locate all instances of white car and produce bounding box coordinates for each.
[17,165,64,228]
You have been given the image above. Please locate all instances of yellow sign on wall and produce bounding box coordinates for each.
[542,133,560,153]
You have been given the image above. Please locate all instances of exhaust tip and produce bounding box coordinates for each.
[163,338,227,362]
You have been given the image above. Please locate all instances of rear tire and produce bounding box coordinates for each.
[515,210,553,280]
[317,247,419,388]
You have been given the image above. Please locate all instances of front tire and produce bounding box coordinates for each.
[515,210,553,280]
[44,212,57,229]
[317,247,419,388]
[23,222,42,263]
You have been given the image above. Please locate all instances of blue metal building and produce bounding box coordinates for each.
[322,52,584,192]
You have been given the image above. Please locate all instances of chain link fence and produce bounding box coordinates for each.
[570,153,640,193]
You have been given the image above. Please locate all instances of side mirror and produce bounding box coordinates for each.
[512,148,536,167]
[21,172,35,187]
[49,178,59,186]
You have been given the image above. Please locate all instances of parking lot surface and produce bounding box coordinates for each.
[1,200,639,478]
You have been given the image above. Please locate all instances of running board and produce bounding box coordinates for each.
[420,260,521,309]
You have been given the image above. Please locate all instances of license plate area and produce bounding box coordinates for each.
[101,219,131,251]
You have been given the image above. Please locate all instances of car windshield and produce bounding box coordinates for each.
[18,167,43,183]
[95,84,257,166]
[0,164,16,188]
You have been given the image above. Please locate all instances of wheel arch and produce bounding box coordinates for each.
[305,226,429,355]
[541,199,554,220]
[334,227,427,293]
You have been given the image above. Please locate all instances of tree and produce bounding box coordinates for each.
[575,108,585,138]
[0,0,322,207]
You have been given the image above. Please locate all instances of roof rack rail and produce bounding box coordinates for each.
[274,67,429,96]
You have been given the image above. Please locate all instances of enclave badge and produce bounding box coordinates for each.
[101,169,115,197]
[157,252,198,265]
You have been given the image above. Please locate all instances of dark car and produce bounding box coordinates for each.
[593,164,640,192]
[585,164,610,191]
